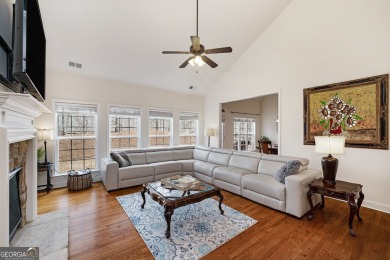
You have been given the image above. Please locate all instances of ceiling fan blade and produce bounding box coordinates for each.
[190,36,201,50]
[201,56,218,68]
[162,51,191,54]
[204,47,233,54]
[179,57,194,68]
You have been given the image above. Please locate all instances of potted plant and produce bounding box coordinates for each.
[258,136,270,142]
[37,146,44,164]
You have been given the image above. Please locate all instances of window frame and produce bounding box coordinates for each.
[233,117,256,151]
[54,100,99,175]
[148,109,173,147]
[108,105,141,151]
[179,111,199,145]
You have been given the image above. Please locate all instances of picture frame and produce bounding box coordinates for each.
[303,74,388,149]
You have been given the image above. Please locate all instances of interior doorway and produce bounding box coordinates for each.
[220,93,279,153]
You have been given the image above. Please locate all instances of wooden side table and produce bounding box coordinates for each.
[37,162,54,193]
[307,178,364,237]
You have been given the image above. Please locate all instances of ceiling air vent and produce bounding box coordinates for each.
[69,61,82,69]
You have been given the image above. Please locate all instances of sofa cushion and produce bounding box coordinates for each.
[242,174,286,201]
[146,150,173,163]
[208,148,233,166]
[150,161,182,175]
[275,160,302,184]
[119,165,154,180]
[110,152,131,167]
[177,159,196,173]
[193,145,212,161]
[261,154,309,167]
[213,166,253,186]
[193,161,220,177]
[127,152,147,165]
[257,160,286,177]
[172,148,194,160]
[229,152,261,173]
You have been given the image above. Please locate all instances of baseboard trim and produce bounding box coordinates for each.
[362,200,390,214]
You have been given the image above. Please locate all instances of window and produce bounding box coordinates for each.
[233,117,256,151]
[109,106,140,150]
[179,112,199,145]
[55,102,98,173]
[149,109,173,147]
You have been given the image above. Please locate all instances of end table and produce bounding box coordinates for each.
[306,178,364,237]
[37,162,54,193]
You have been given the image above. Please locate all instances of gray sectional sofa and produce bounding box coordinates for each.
[101,145,321,218]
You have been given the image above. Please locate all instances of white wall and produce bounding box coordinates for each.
[35,70,204,185]
[205,0,390,212]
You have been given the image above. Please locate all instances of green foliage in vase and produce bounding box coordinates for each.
[37,146,45,162]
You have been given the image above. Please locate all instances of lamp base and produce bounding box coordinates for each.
[321,154,338,185]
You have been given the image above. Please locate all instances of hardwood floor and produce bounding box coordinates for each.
[37,182,390,260]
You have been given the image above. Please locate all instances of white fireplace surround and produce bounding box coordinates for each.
[0,92,51,246]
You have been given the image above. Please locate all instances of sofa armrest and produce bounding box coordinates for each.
[101,157,119,191]
[285,168,322,218]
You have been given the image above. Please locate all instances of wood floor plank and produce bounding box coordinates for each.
[37,182,390,260]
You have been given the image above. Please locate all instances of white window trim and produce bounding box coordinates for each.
[178,111,199,145]
[53,99,99,175]
[148,108,174,147]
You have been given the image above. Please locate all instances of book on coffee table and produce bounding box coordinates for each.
[160,175,201,191]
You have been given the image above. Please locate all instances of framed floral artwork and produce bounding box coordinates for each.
[304,74,388,149]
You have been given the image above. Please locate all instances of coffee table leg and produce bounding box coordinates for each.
[320,195,325,209]
[141,185,146,209]
[164,206,174,238]
[217,191,224,215]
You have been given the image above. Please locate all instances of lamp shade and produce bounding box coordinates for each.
[37,129,53,141]
[315,136,345,155]
[205,128,215,137]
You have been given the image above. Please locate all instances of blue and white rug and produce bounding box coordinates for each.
[117,193,257,260]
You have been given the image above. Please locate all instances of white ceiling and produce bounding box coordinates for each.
[38,0,292,96]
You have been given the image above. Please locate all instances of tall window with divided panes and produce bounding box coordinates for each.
[149,109,173,147]
[233,117,256,151]
[109,106,140,150]
[55,102,98,173]
[179,112,199,145]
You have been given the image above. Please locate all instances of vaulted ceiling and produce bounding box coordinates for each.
[39,0,292,95]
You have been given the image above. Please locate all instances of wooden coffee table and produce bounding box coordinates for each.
[141,179,224,238]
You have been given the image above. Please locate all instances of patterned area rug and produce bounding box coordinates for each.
[117,193,257,260]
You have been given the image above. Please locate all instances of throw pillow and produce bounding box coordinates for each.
[110,152,130,168]
[118,151,133,166]
[275,160,302,184]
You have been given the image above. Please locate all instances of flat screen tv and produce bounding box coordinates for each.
[12,0,46,101]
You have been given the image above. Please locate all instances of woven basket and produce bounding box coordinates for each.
[67,169,92,191]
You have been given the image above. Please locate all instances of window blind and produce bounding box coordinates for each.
[149,109,173,118]
[179,112,199,121]
[55,102,98,114]
[109,106,141,116]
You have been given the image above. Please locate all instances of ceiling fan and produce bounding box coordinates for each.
[162,0,232,68]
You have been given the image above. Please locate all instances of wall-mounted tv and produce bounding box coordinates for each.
[12,0,46,101]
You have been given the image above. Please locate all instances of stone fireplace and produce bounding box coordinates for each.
[0,92,50,246]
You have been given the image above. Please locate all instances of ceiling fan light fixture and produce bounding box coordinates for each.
[189,57,195,67]
[195,55,205,66]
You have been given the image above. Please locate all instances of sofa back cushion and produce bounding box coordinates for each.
[146,150,173,163]
[172,149,193,160]
[208,148,232,166]
[127,151,147,165]
[229,151,261,173]
[258,154,309,177]
[193,145,212,161]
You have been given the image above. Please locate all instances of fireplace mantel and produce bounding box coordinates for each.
[0,91,51,246]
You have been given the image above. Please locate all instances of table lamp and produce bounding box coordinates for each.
[37,129,53,164]
[205,128,215,147]
[314,135,345,184]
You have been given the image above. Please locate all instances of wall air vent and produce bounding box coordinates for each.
[68,61,82,69]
